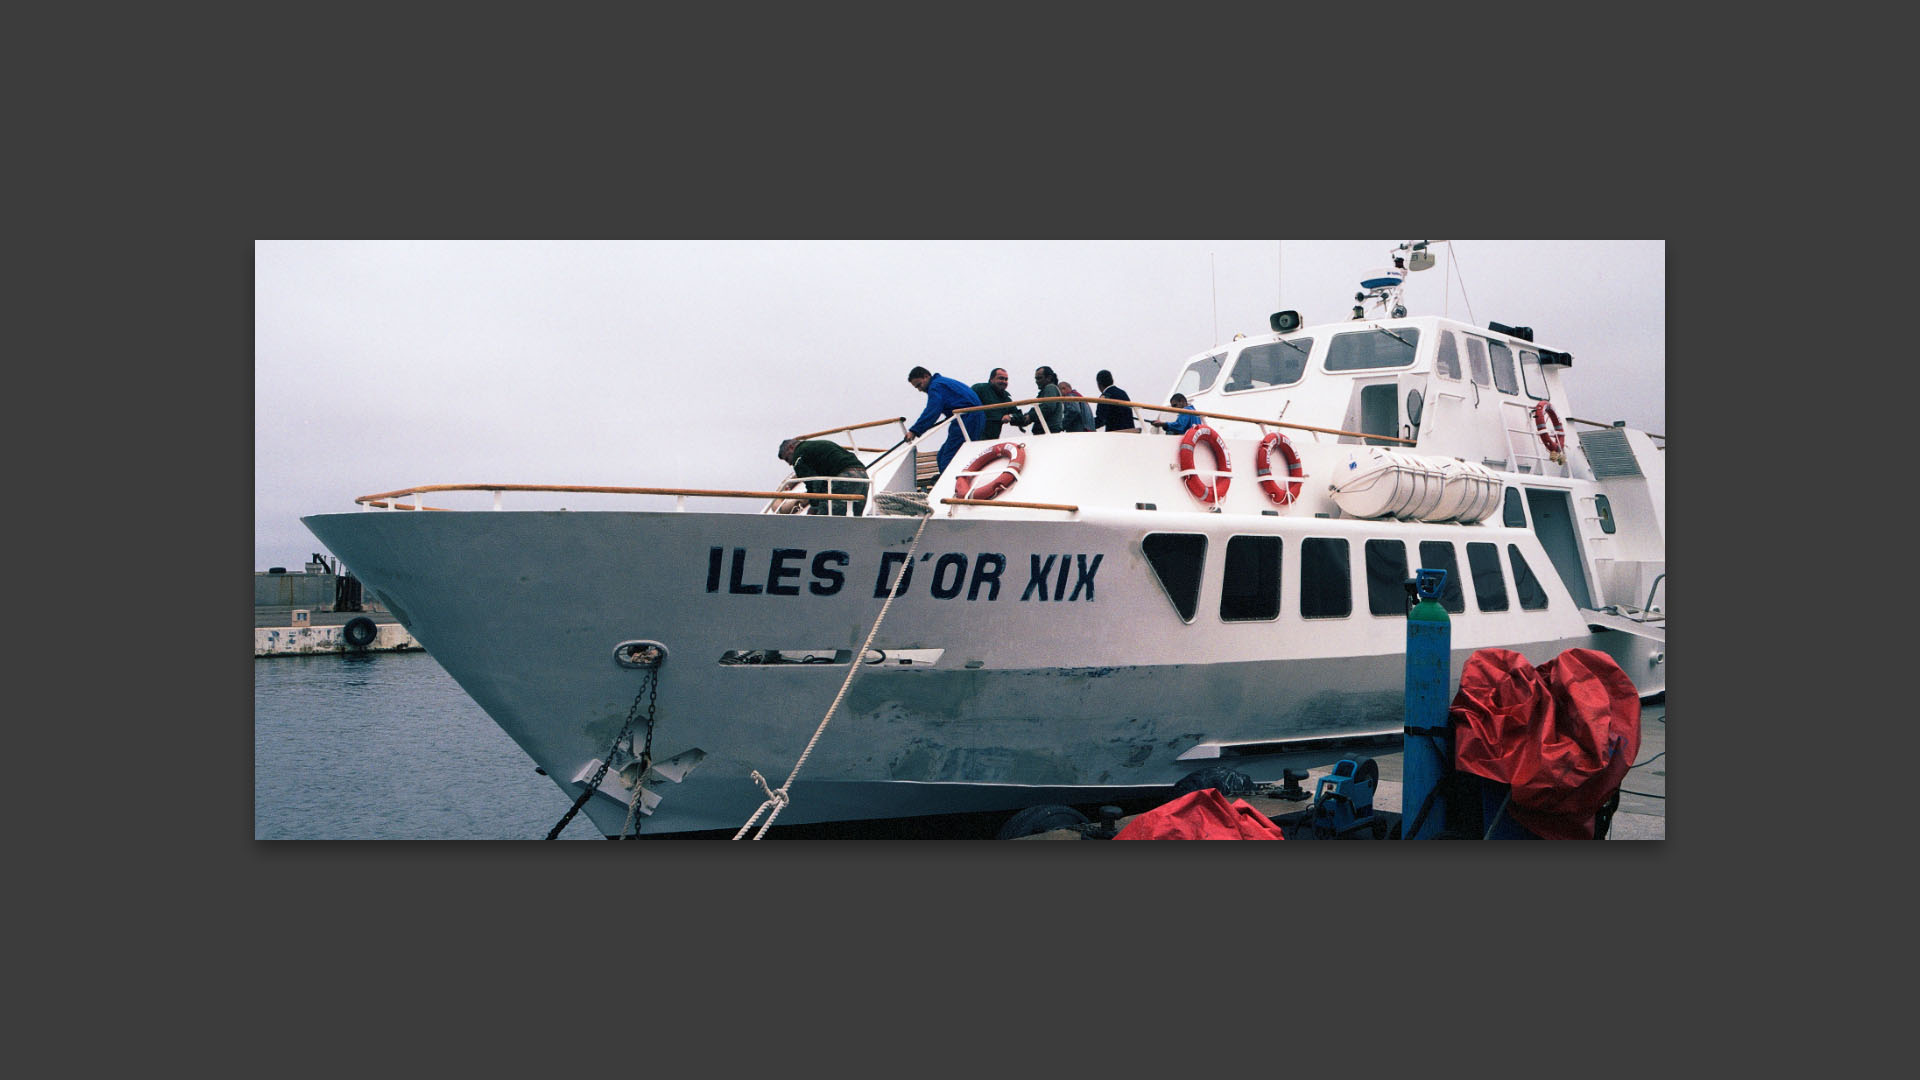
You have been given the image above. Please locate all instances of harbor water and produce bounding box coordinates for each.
[255,650,602,839]
[256,646,1665,840]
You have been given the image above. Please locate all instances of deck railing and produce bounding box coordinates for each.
[355,401,1416,514]
[959,396,1417,445]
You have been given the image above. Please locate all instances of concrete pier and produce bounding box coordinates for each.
[254,605,419,657]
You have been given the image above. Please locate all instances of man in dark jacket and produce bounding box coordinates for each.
[907,366,985,472]
[778,437,869,515]
[970,367,1027,440]
[1093,369,1138,431]
[1025,365,1066,432]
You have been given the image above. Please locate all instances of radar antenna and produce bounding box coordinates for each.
[1351,240,1446,320]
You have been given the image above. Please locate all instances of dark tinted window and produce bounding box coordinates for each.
[1300,538,1352,618]
[1365,539,1408,616]
[1142,533,1206,622]
[1326,328,1419,371]
[1488,340,1519,395]
[1417,541,1465,614]
[1436,331,1461,380]
[1176,351,1227,398]
[1221,536,1281,621]
[1502,487,1526,527]
[1222,339,1312,392]
[1467,542,1509,612]
[1509,545,1549,610]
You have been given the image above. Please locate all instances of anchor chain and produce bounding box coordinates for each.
[545,667,659,840]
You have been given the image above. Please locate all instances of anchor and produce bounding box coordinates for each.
[571,746,707,817]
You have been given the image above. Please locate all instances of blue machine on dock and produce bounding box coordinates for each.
[1310,758,1378,838]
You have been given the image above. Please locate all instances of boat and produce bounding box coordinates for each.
[301,240,1666,838]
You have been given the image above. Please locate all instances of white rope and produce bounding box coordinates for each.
[734,514,935,839]
[619,773,645,839]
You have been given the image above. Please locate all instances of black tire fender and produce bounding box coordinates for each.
[995,804,1090,839]
[342,616,378,648]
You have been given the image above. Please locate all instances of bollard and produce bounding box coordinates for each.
[1401,569,1451,839]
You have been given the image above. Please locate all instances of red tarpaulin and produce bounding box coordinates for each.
[1449,647,1642,840]
[1113,788,1287,840]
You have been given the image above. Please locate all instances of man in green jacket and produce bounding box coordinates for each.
[778,438,869,515]
[970,367,1027,440]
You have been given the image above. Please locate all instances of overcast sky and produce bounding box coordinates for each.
[254,239,1664,571]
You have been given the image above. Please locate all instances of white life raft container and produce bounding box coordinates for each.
[1428,457,1502,524]
[1330,448,1499,524]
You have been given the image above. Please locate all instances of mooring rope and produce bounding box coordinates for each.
[735,513,934,839]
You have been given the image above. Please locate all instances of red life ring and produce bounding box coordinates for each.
[1532,402,1566,454]
[1254,432,1304,506]
[954,441,1025,500]
[1176,424,1232,503]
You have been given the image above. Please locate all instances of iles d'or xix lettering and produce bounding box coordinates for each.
[705,546,1100,602]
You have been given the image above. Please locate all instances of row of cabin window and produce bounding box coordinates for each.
[1433,329,1551,401]
[1181,327,1550,403]
[1142,533,1551,623]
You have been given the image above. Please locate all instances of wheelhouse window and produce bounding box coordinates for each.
[1508,545,1549,610]
[1488,339,1520,395]
[1466,542,1509,612]
[1502,487,1526,527]
[1416,540,1465,614]
[1435,331,1462,380]
[1365,539,1408,616]
[1221,536,1281,622]
[1300,538,1352,618]
[1221,339,1312,393]
[1175,351,1227,398]
[1519,348,1550,400]
[1326,328,1419,372]
[1142,533,1206,622]
[1465,335,1493,386]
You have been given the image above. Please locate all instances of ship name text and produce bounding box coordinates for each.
[704,547,1103,603]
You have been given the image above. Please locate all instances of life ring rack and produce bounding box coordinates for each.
[1532,402,1566,454]
[1176,424,1232,504]
[1254,432,1305,506]
[954,441,1026,500]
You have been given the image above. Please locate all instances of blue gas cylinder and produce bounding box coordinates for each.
[1402,569,1451,839]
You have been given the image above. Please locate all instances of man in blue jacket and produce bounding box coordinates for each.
[1148,393,1201,435]
[907,366,985,472]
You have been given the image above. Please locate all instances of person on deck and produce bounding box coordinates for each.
[778,437,869,515]
[1148,393,1200,435]
[907,366,985,472]
[1024,365,1066,433]
[1056,381,1096,432]
[1093,369,1138,431]
[971,367,1027,440]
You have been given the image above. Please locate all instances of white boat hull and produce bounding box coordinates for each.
[304,506,1649,836]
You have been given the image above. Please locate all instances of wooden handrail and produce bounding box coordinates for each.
[964,395,1416,446]
[941,498,1079,512]
[793,416,909,441]
[356,483,858,507]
